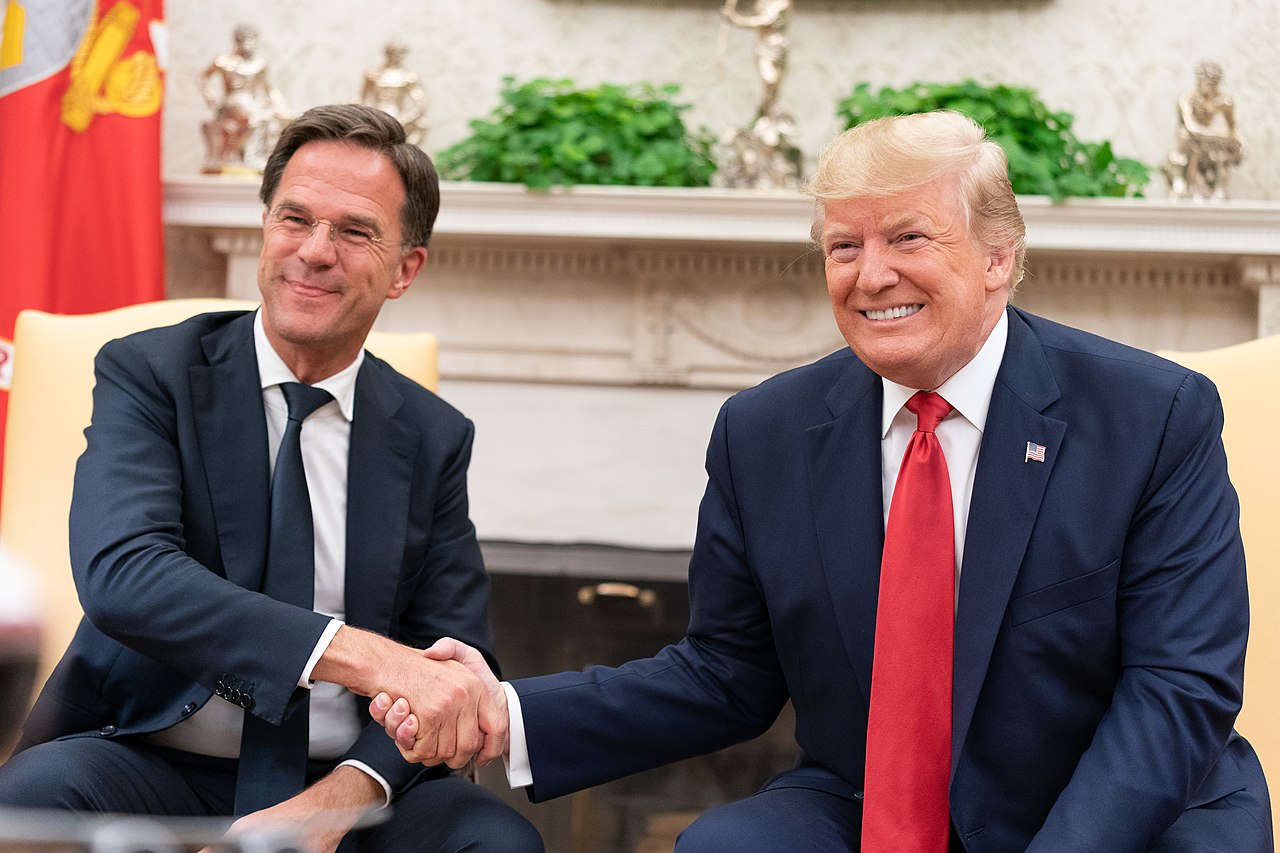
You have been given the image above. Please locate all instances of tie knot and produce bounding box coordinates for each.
[280,382,333,423]
[905,391,952,434]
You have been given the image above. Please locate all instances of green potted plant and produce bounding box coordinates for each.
[836,80,1150,200]
[437,76,718,189]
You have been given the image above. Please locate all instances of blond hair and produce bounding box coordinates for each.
[806,110,1026,289]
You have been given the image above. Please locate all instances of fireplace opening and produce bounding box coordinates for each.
[475,542,799,853]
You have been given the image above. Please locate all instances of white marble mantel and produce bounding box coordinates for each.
[168,177,1280,390]
[165,178,1280,551]
[168,176,1280,256]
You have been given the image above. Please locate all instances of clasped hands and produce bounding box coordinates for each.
[201,633,506,853]
[369,637,509,768]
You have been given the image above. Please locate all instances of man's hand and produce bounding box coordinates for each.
[370,637,509,767]
[311,626,488,769]
[197,766,381,853]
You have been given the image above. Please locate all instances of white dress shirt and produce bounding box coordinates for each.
[148,311,390,800]
[880,310,1008,592]
[502,311,1010,789]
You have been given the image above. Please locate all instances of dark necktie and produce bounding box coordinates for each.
[862,391,955,852]
[233,381,333,816]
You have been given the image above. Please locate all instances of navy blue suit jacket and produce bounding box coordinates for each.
[20,310,495,794]
[514,308,1270,851]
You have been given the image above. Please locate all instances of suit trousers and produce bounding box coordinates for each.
[673,764,1273,853]
[0,736,543,852]
[673,766,967,852]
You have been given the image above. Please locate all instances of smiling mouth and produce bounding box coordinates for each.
[286,278,337,296]
[862,304,922,321]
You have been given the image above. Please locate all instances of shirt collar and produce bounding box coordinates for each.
[880,308,1008,438]
[253,309,362,422]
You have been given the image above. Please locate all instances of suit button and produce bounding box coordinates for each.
[98,725,117,736]
[227,690,242,704]
[181,702,198,717]
[239,695,253,710]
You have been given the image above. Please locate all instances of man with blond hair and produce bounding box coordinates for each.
[380,111,1271,852]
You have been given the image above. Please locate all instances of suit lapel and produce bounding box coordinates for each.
[191,314,272,591]
[950,308,1066,776]
[805,357,885,705]
[343,358,419,631]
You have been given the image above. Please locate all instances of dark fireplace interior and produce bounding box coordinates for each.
[475,543,798,853]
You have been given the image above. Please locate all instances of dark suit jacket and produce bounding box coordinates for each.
[20,310,495,794]
[514,307,1270,851]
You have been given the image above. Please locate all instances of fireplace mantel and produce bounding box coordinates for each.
[168,176,1280,255]
[168,177,1280,392]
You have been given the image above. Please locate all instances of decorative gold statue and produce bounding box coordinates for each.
[361,41,427,146]
[721,0,791,122]
[1163,61,1244,201]
[199,25,289,174]
[717,0,801,189]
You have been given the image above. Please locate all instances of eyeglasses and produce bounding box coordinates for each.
[266,205,402,253]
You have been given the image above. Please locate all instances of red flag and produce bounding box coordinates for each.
[0,0,165,510]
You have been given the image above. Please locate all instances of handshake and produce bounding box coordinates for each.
[367,637,508,769]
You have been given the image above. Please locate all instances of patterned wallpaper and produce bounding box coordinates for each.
[163,0,1280,199]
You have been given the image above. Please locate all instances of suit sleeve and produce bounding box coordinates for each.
[340,412,498,792]
[1027,371,1249,850]
[511,400,790,802]
[70,336,331,726]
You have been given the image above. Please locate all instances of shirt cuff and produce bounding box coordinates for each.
[300,619,344,689]
[337,759,392,809]
[501,681,532,789]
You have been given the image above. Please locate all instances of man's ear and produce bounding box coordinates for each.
[388,247,427,300]
[985,247,1015,292]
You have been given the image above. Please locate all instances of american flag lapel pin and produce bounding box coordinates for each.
[1025,441,1047,463]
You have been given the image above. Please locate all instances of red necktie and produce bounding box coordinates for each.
[862,391,955,852]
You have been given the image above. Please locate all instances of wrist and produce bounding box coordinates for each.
[284,766,382,839]
[319,765,385,810]
[311,625,388,697]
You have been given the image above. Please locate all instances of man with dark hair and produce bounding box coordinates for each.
[0,104,541,853]
[379,110,1271,851]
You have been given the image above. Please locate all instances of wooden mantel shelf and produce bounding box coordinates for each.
[165,176,1280,257]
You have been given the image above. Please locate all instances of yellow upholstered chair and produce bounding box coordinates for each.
[1159,334,1280,841]
[0,298,438,700]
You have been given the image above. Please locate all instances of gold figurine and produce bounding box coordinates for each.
[716,0,801,189]
[361,42,427,146]
[199,25,289,174]
[1163,61,1244,201]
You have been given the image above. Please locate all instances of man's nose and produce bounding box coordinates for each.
[856,244,898,292]
[296,222,338,263]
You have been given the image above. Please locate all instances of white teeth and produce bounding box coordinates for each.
[864,304,922,321]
